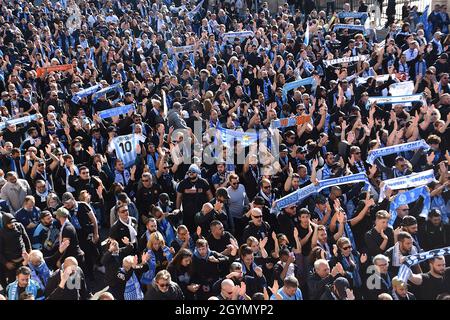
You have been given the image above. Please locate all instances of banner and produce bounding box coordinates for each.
[355,74,394,87]
[323,55,369,67]
[378,169,436,202]
[218,127,258,147]
[92,83,124,103]
[36,64,73,77]
[275,173,370,210]
[223,31,254,41]
[172,45,196,54]
[332,24,365,32]
[282,77,315,102]
[270,115,311,129]
[71,84,102,104]
[338,12,369,20]
[98,104,135,119]
[366,93,426,106]
[388,186,431,226]
[397,246,450,283]
[366,140,430,165]
[0,114,39,130]
[389,81,414,96]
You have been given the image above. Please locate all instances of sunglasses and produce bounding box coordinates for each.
[263,185,271,189]
[252,215,263,219]
[157,282,169,288]
[342,246,352,250]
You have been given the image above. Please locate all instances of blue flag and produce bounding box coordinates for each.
[304,23,310,46]
[98,104,135,119]
[420,5,431,40]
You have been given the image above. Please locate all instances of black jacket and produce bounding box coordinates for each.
[144,281,184,300]
[44,267,90,300]
[307,271,335,300]
[110,263,149,300]
[109,217,138,249]
[0,214,31,264]
[100,244,135,290]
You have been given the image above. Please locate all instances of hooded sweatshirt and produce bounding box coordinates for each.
[0,213,31,264]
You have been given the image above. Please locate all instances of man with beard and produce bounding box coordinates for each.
[401,216,422,251]
[242,208,274,247]
[32,211,60,257]
[408,256,450,300]
[176,164,213,232]
[384,232,421,278]
[419,209,448,251]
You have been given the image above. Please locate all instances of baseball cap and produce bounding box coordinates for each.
[316,194,327,205]
[216,187,230,200]
[279,144,289,153]
[187,164,201,175]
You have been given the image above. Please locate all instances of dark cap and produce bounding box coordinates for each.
[316,194,327,205]
[334,277,350,299]
[439,53,448,60]
[107,126,117,133]
[39,210,52,220]
[216,187,230,200]
[279,144,288,153]
[2,212,17,225]
[253,196,265,206]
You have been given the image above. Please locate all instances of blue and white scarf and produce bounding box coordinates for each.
[323,55,369,67]
[338,12,368,20]
[366,140,430,165]
[388,186,431,226]
[141,247,173,285]
[397,246,450,282]
[122,267,144,300]
[98,104,135,119]
[6,279,41,300]
[71,84,101,104]
[0,114,39,130]
[29,262,51,289]
[218,127,258,148]
[332,24,365,32]
[282,77,315,102]
[275,173,370,210]
[92,83,124,103]
[222,31,254,42]
[366,94,426,108]
[379,169,436,202]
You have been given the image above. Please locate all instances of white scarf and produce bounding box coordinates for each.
[120,217,137,244]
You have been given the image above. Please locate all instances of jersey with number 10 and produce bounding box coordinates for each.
[112,134,137,168]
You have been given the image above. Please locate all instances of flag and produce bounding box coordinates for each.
[420,5,431,40]
[304,22,310,46]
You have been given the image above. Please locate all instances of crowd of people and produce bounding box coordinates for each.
[0,0,449,301]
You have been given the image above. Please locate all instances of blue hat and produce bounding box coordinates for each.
[188,164,201,174]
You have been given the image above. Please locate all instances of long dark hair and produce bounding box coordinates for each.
[168,248,193,273]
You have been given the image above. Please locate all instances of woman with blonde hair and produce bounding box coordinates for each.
[141,231,175,288]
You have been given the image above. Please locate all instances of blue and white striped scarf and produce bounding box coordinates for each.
[122,268,144,300]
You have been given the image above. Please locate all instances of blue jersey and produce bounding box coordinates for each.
[112,134,137,168]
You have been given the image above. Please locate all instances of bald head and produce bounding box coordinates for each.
[202,203,214,213]
[221,279,235,291]
[64,257,78,268]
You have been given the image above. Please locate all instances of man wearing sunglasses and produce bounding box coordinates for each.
[176,164,213,232]
[242,207,274,246]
